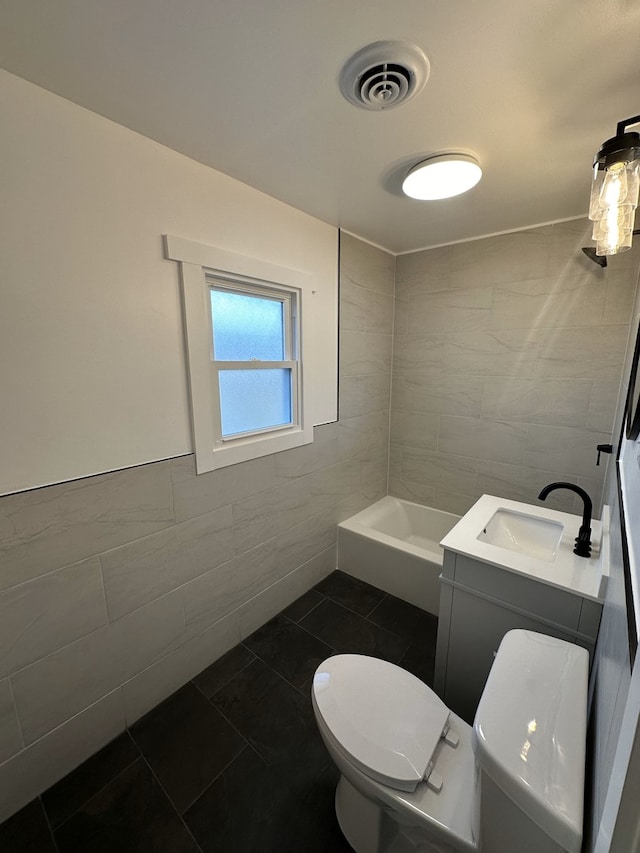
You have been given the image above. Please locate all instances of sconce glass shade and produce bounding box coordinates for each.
[402,153,482,200]
[588,122,640,256]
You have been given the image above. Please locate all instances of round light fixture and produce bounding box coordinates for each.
[402,153,482,200]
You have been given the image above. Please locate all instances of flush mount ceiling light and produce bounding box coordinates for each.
[588,115,640,256]
[402,153,482,200]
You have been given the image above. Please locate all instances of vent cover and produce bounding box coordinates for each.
[340,41,430,111]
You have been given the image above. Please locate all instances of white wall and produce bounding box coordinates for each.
[0,69,338,496]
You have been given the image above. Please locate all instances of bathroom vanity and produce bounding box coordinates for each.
[434,494,608,723]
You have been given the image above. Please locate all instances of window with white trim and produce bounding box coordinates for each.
[165,235,314,473]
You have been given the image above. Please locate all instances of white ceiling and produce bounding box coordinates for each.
[1,0,640,254]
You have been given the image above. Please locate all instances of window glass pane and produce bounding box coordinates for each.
[219,369,292,436]
[211,290,285,360]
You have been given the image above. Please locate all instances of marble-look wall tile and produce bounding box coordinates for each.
[395,246,450,295]
[524,424,611,477]
[408,287,492,334]
[481,377,592,427]
[535,326,627,381]
[183,539,280,637]
[390,219,635,515]
[232,477,310,555]
[101,506,234,621]
[0,689,125,824]
[340,282,394,334]
[310,460,363,515]
[436,330,538,377]
[401,447,477,494]
[602,268,639,325]
[388,477,436,507]
[490,276,606,331]
[11,591,184,744]
[0,679,22,764]
[448,228,551,289]
[275,510,337,578]
[431,489,477,516]
[238,546,335,639]
[338,410,389,464]
[121,610,240,726]
[393,297,409,335]
[587,381,622,433]
[340,331,393,376]
[333,480,387,523]
[339,373,391,419]
[438,416,528,465]
[575,474,605,517]
[391,372,482,417]
[392,333,443,372]
[0,462,174,591]
[475,461,576,512]
[171,454,277,523]
[390,411,439,451]
[274,423,339,480]
[0,558,107,678]
[340,232,395,295]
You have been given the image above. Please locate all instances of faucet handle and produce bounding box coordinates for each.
[596,443,613,466]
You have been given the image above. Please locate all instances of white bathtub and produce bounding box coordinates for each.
[337,496,461,615]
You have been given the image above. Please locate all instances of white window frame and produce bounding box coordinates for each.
[165,235,313,472]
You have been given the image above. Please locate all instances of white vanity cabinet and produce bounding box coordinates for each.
[434,550,602,723]
[433,494,607,724]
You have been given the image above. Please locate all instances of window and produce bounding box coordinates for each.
[165,235,314,472]
[208,278,299,440]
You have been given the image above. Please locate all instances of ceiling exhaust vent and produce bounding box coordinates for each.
[340,41,430,111]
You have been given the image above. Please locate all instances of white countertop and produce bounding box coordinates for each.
[440,494,609,603]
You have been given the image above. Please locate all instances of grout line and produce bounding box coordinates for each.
[191,653,257,704]
[50,751,141,836]
[135,751,207,853]
[38,796,61,853]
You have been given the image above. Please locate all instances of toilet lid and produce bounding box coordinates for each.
[313,654,450,793]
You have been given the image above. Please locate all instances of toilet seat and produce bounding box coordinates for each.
[313,654,451,793]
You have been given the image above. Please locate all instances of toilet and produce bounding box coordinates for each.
[312,630,588,853]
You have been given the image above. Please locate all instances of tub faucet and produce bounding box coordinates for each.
[537,482,592,558]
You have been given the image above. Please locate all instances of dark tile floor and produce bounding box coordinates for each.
[0,571,438,853]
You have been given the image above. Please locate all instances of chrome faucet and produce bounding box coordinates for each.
[538,482,593,558]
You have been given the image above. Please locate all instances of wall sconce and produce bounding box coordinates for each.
[589,115,640,256]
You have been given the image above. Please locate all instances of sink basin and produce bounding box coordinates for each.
[477,509,564,562]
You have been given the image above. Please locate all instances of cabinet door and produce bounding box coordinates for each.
[444,589,576,724]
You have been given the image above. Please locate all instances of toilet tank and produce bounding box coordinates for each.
[471,630,588,853]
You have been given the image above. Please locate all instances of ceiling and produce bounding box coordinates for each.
[1,0,640,254]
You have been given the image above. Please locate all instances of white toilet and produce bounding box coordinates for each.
[312,630,588,853]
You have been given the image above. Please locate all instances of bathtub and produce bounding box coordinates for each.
[337,496,461,615]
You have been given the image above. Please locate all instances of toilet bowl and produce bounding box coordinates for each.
[312,630,588,853]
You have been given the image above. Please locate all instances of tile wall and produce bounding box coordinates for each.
[390,219,639,516]
[0,232,394,821]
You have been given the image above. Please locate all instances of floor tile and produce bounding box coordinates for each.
[399,643,436,686]
[42,731,139,830]
[314,570,385,616]
[243,614,334,688]
[131,682,246,814]
[192,643,255,699]
[0,799,57,853]
[367,594,438,644]
[300,598,410,663]
[213,658,334,803]
[185,746,345,853]
[54,759,199,853]
[281,589,324,622]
